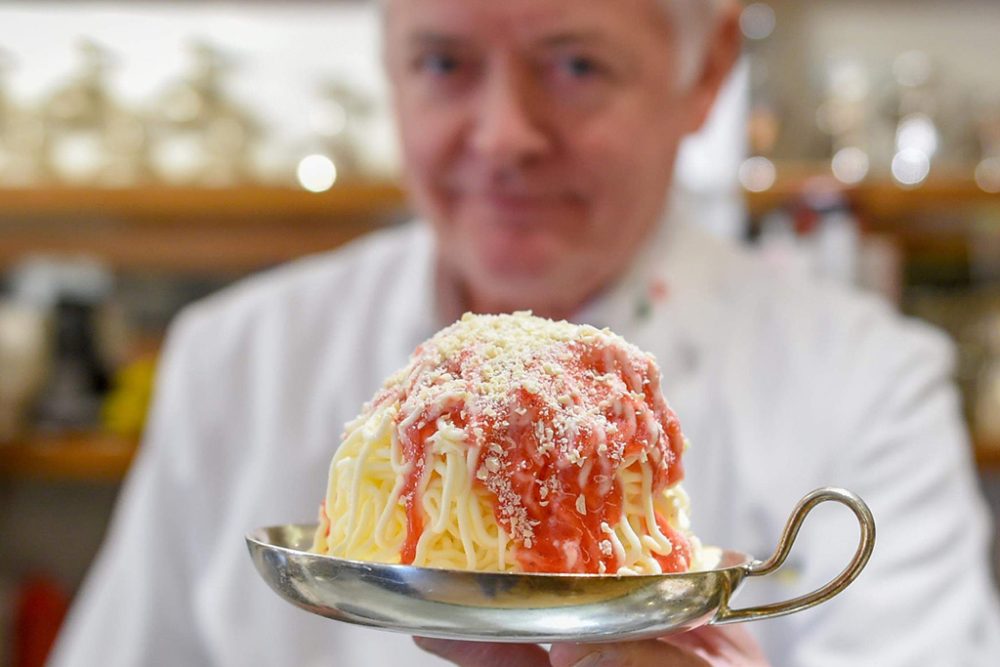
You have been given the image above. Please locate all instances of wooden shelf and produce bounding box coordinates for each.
[5,174,992,225]
[744,165,1000,265]
[745,164,1000,220]
[0,183,407,220]
[0,432,138,482]
[1,177,995,273]
[0,183,409,273]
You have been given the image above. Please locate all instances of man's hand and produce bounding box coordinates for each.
[413,625,770,666]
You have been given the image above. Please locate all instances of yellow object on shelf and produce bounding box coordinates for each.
[101,356,157,440]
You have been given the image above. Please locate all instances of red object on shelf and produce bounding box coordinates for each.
[12,575,70,667]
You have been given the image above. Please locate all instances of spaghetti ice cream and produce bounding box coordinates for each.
[311,312,710,575]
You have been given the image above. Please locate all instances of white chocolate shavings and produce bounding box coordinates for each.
[367,312,680,550]
[599,539,613,557]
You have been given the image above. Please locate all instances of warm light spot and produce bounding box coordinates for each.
[740,3,776,41]
[831,147,869,185]
[895,113,938,157]
[297,154,338,192]
[975,158,1000,194]
[891,149,930,187]
[739,156,776,193]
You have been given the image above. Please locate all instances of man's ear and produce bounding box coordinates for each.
[683,1,743,134]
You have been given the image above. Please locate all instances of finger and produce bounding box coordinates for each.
[661,624,768,661]
[549,639,704,667]
[412,636,551,667]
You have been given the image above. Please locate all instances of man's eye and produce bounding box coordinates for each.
[562,56,600,78]
[417,53,461,76]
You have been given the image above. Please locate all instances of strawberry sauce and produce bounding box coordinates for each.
[369,314,690,573]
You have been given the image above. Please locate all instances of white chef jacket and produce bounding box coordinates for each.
[49,200,1000,667]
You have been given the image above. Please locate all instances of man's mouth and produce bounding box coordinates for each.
[481,190,565,208]
[455,186,584,215]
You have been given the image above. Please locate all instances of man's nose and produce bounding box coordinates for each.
[470,67,552,166]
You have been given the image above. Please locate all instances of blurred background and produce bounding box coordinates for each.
[0,1,998,664]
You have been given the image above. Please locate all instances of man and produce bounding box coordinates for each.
[50,1,1000,666]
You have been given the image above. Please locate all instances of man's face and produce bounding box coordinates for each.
[385,0,710,317]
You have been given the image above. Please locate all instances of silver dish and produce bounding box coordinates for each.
[247,487,874,643]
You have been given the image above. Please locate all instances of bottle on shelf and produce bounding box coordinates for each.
[0,49,49,187]
[150,41,258,187]
[44,40,151,187]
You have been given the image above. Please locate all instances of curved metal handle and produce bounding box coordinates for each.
[713,487,876,625]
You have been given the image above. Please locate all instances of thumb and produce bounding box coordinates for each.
[413,636,551,667]
[549,639,703,667]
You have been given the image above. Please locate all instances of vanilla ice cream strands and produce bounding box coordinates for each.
[312,312,708,574]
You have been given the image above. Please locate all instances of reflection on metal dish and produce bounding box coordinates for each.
[247,487,874,643]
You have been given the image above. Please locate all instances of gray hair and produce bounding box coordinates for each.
[660,0,732,90]
[380,0,732,91]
